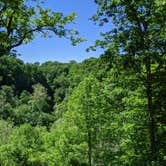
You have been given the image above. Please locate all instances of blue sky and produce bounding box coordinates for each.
[16,0,112,63]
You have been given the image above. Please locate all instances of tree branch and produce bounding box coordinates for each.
[7,10,15,37]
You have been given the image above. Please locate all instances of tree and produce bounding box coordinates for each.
[0,120,13,145]
[0,53,50,94]
[91,0,165,163]
[102,64,152,165]
[14,84,54,126]
[0,124,47,166]
[60,75,108,165]
[0,0,84,56]
[0,85,15,120]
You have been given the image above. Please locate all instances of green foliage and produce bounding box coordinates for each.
[50,75,110,165]
[91,0,166,164]
[0,53,165,165]
[0,56,49,93]
[91,0,165,58]
[0,51,165,165]
[0,120,13,145]
[0,0,84,55]
[0,124,47,166]
[13,83,54,126]
[0,1,165,164]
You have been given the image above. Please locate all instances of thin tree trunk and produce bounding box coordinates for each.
[146,55,156,163]
[88,130,92,166]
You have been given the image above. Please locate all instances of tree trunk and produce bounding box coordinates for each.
[146,55,156,163]
[88,131,92,166]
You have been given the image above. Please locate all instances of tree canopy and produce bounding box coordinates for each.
[0,0,165,165]
[0,0,84,55]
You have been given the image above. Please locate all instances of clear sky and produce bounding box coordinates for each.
[16,0,112,63]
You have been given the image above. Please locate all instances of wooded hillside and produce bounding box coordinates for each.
[0,0,165,165]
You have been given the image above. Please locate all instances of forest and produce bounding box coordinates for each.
[0,0,165,166]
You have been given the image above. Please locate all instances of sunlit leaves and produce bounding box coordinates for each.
[0,0,84,55]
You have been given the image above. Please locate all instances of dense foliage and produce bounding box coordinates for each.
[0,53,165,165]
[0,0,165,165]
[0,0,84,55]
